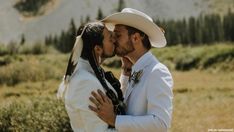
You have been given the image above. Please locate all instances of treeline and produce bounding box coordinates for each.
[44,2,234,53]
[157,9,234,45]
[45,19,77,53]
[44,0,126,53]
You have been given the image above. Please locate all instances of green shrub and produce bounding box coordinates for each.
[0,60,57,86]
[19,43,48,55]
[0,43,50,56]
[199,45,234,69]
[174,54,200,71]
[6,42,19,55]
[152,43,234,71]
[0,97,72,131]
[0,45,8,56]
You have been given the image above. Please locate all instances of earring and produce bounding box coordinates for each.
[99,56,102,64]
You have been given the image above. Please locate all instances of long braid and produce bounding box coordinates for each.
[79,22,126,127]
[87,50,126,115]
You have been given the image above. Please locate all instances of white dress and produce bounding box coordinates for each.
[62,59,117,132]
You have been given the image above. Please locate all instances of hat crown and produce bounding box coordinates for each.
[102,8,166,48]
[121,8,153,22]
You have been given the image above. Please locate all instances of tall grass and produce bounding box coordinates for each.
[0,54,68,86]
[0,43,51,56]
[0,43,233,86]
[0,43,233,131]
[0,97,72,131]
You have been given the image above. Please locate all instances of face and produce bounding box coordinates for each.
[100,27,116,58]
[114,25,135,57]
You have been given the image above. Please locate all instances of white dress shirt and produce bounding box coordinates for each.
[116,51,174,132]
[63,59,117,132]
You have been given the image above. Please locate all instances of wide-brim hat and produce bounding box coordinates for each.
[101,8,167,48]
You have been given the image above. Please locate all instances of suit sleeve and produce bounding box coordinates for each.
[115,65,173,132]
[65,78,117,132]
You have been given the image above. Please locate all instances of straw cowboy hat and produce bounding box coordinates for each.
[101,8,167,48]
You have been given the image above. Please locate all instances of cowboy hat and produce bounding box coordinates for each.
[101,8,166,48]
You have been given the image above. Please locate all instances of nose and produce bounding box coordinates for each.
[111,32,117,43]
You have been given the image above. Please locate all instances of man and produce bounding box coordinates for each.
[89,8,174,132]
[57,22,124,131]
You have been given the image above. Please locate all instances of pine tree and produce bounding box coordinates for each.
[20,34,25,45]
[188,16,196,44]
[85,15,90,23]
[181,18,189,44]
[97,7,104,20]
[80,16,84,26]
[68,18,77,51]
[223,9,234,41]
[117,0,126,12]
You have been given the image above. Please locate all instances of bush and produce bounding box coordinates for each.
[0,45,8,56]
[0,59,57,86]
[0,97,72,131]
[0,43,50,56]
[150,43,234,71]
[200,45,234,69]
[174,54,200,71]
[6,42,19,55]
[0,56,12,67]
[19,43,48,55]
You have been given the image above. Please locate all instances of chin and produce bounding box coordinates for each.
[116,53,124,57]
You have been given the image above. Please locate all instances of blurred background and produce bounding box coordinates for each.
[0,0,233,131]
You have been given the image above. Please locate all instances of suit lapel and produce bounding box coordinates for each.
[124,53,156,103]
[124,84,134,102]
[124,71,146,102]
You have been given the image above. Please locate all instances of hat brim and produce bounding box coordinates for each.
[101,12,167,48]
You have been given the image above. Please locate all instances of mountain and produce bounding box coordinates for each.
[0,0,233,44]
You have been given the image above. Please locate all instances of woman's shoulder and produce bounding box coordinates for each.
[73,69,96,80]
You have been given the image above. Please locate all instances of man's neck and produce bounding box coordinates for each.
[127,48,148,64]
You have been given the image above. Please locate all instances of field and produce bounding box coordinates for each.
[0,44,234,131]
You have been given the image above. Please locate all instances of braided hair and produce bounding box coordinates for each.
[78,22,126,115]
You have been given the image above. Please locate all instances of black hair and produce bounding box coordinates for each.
[125,26,151,50]
[78,22,104,60]
[76,22,126,118]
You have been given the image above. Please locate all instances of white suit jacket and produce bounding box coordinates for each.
[116,52,174,132]
[63,59,117,132]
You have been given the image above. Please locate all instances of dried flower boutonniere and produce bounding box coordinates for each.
[129,69,143,87]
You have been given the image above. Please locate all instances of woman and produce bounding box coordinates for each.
[57,21,125,132]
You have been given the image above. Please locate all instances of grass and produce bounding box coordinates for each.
[171,70,234,131]
[0,96,72,131]
[0,70,233,131]
[0,53,68,86]
[0,43,233,131]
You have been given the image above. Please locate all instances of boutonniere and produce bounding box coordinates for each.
[129,69,143,87]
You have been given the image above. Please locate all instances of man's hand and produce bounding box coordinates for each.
[121,57,133,76]
[88,89,116,127]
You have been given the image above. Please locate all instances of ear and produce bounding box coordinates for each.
[131,33,141,43]
[94,45,103,55]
